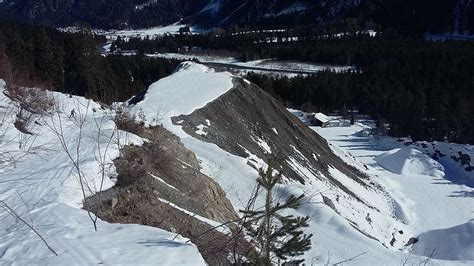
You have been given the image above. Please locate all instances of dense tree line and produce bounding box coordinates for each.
[246,68,474,144]
[0,21,180,103]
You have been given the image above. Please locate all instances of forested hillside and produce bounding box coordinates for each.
[0,0,208,29]
[1,0,473,34]
[0,22,180,103]
[194,0,474,34]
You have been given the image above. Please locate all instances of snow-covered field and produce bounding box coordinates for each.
[0,80,205,265]
[102,23,206,41]
[146,53,354,76]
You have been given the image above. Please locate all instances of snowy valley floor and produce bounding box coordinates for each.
[312,122,474,263]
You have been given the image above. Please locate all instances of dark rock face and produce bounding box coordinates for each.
[174,78,372,203]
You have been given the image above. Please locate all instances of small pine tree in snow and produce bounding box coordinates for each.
[240,165,313,264]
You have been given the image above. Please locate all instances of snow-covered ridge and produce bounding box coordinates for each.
[376,147,446,178]
[0,80,205,265]
[127,61,234,128]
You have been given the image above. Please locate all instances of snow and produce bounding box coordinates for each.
[101,23,205,41]
[146,53,354,75]
[413,141,474,188]
[251,135,272,154]
[135,0,158,11]
[277,3,307,16]
[127,62,233,127]
[200,0,222,15]
[376,147,445,178]
[312,118,474,262]
[263,3,308,18]
[149,173,180,192]
[147,53,237,64]
[314,112,329,123]
[233,59,354,73]
[414,220,474,261]
[0,80,205,265]
[157,198,227,233]
[195,124,208,136]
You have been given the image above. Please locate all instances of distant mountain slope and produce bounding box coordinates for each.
[193,0,474,34]
[189,0,361,28]
[0,0,474,34]
[0,0,208,29]
[1,0,473,33]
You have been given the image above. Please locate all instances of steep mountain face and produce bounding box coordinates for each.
[0,0,209,29]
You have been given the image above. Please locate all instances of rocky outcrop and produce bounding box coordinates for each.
[85,126,247,264]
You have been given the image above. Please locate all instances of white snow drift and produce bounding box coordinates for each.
[128,61,233,128]
[376,147,446,178]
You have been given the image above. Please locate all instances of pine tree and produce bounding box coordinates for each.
[240,165,313,265]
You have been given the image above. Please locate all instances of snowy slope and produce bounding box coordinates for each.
[122,62,469,264]
[127,61,234,127]
[312,120,474,263]
[0,80,205,265]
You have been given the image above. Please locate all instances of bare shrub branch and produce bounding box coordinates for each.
[0,200,58,256]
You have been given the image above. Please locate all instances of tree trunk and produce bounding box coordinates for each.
[264,185,272,265]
